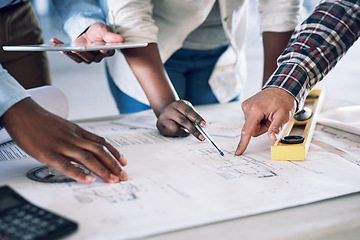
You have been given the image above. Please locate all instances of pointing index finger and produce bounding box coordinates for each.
[235,113,263,156]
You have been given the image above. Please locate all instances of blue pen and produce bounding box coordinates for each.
[195,123,225,157]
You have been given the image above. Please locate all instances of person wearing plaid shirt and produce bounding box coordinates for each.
[236,0,360,155]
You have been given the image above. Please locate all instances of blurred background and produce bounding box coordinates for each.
[31,0,360,120]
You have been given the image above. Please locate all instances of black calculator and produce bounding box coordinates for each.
[0,185,78,240]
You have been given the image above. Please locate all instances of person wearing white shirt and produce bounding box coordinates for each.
[106,0,302,113]
[52,0,212,144]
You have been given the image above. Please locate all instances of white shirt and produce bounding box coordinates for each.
[106,0,302,104]
[0,67,29,125]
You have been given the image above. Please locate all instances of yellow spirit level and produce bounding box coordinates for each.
[271,89,325,161]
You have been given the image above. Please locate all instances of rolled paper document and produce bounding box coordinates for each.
[0,86,69,144]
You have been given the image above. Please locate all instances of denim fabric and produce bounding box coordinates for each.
[106,63,150,114]
[164,45,231,105]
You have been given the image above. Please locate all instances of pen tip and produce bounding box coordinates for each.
[220,152,224,157]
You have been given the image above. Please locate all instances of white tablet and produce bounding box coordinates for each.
[2,42,148,51]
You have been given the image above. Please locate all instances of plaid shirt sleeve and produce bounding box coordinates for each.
[264,0,360,110]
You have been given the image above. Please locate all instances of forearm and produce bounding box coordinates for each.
[262,31,293,85]
[264,0,360,109]
[121,43,178,117]
[258,0,301,85]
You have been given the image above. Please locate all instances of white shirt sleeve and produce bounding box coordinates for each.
[258,0,302,32]
[52,0,107,41]
[107,0,158,43]
[0,65,29,119]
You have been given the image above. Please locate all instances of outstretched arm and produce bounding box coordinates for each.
[236,0,360,155]
[122,43,206,140]
[1,98,128,183]
[107,0,207,140]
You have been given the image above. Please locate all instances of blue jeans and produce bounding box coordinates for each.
[106,63,150,114]
[107,45,237,113]
[164,46,230,105]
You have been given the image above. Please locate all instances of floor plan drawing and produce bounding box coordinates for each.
[1,102,360,239]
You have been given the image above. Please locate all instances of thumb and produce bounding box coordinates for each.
[49,38,64,44]
[267,116,286,142]
[103,31,125,43]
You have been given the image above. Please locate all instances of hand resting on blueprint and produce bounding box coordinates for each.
[118,43,208,142]
[50,22,125,63]
[157,100,207,142]
[1,98,128,183]
[235,88,297,155]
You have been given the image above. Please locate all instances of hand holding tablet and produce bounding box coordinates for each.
[3,22,148,64]
[2,42,148,52]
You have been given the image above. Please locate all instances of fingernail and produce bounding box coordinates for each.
[119,154,127,165]
[109,174,120,184]
[86,175,96,183]
[270,133,277,141]
[200,120,206,127]
[199,134,205,141]
[274,133,280,140]
[120,170,129,181]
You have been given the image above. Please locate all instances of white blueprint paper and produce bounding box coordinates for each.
[318,105,360,136]
[1,102,360,240]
